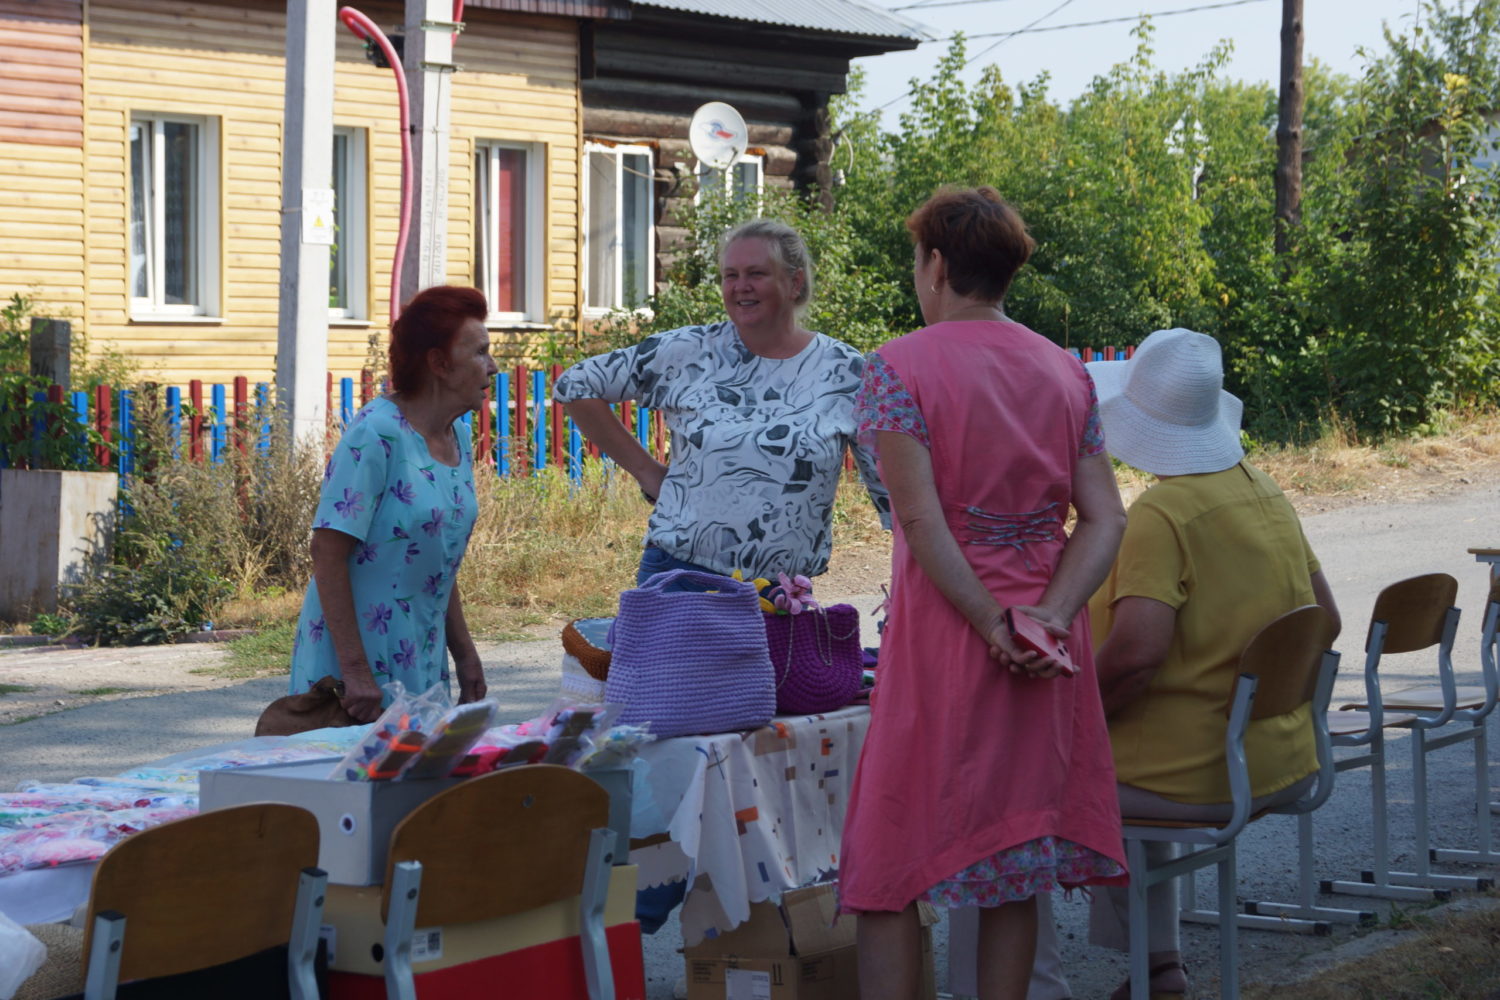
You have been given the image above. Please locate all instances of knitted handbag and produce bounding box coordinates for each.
[763,604,863,715]
[605,569,776,738]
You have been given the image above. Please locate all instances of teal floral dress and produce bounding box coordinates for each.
[288,397,477,704]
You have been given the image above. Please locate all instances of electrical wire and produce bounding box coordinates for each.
[957,0,1272,38]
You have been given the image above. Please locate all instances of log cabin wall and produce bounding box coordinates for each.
[579,6,912,301]
[0,0,87,326]
[9,0,579,384]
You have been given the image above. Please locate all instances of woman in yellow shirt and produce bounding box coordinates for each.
[1082,328,1341,1000]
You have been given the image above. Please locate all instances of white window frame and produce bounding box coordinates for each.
[330,126,369,322]
[129,112,220,319]
[475,140,544,324]
[583,142,656,315]
[695,153,764,209]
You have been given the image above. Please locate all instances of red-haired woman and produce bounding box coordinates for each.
[289,285,498,721]
[838,188,1127,999]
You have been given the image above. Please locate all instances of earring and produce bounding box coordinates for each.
[929,284,939,295]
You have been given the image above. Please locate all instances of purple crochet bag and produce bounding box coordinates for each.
[604,569,776,738]
[763,604,863,715]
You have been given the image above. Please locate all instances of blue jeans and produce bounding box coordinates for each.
[635,544,725,591]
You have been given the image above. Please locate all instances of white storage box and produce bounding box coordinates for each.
[198,759,465,885]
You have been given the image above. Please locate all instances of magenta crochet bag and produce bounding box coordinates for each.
[763,604,863,715]
[605,569,776,738]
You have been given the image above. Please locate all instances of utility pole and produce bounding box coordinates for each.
[1274,0,1304,263]
[401,0,460,303]
[277,0,335,444]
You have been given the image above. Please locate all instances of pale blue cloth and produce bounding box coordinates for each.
[289,397,477,704]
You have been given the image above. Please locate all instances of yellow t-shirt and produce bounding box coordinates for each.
[1090,461,1321,804]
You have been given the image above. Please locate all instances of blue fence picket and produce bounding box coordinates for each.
[636,403,649,450]
[531,369,546,474]
[256,383,271,454]
[70,391,89,467]
[118,389,134,477]
[166,386,182,458]
[494,372,510,475]
[210,383,227,462]
[340,377,354,428]
[567,418,582,481]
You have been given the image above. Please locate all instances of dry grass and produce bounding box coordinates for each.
[1245,897,1500,1000]
[456,460,649,638]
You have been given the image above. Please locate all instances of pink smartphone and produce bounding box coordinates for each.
[1005,608,1077,676]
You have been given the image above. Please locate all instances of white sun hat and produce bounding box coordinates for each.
[1085,328,1245,477]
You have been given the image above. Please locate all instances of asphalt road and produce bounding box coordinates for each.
[1,477,1496,998]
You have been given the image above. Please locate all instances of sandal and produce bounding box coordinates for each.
[1108,960,1190,1000]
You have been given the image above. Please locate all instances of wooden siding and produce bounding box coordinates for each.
[0,0,84,146]
[0,139,87,323]
[75,0,577,384]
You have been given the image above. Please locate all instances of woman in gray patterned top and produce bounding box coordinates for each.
[556,219,890,585]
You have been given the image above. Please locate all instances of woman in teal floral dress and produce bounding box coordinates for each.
[289,286,498,721]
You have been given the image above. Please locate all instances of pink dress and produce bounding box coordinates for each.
[838,321,1127,913]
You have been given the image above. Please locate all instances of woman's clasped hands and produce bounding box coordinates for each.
[985,605,1074,679]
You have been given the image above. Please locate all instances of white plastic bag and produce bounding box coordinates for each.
[0,909,46,1000]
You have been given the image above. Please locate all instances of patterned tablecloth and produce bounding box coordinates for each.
[627,705,871,947]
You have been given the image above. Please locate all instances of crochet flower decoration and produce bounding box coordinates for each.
[771,573,818,615]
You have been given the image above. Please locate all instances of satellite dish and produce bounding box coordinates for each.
[688,102,748,172]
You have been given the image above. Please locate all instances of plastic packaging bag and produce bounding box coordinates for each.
[0,909,46,1000]
[400,699,499,780]
[329,682,450,781]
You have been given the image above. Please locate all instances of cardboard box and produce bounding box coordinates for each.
[327,921,646,1000]
[321,863,640,975]
[683,887,938,1000]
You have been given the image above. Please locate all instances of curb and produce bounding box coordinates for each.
[0,629,256,650]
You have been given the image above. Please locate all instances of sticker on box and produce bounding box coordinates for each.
[411,927,443,962]
[725,967,771,1000]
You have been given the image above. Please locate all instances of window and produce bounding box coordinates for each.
[584,143,654,312]
[475,141,542,322]
[330,127,368,320]
[129,113,218,316]
[697,154,763,208]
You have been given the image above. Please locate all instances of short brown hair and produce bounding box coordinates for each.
[905,187,1035,302]
[389,285,489,392]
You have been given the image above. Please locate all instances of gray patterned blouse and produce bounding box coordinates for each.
[554,321,891,580]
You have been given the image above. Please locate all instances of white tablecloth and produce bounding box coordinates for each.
[628,705,871,946]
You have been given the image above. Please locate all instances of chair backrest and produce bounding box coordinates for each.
[1241,604,1338,720]
[383,764,609,926]
[84,802,320,982]
[1366,573,1458,654]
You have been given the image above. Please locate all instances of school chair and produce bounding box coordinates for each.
[83,803,327,1000]
[1329,573,1493,895]
[1121,605,1339,1000]
[379,764,619,1000]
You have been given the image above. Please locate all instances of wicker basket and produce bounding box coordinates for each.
[561,617,614,681]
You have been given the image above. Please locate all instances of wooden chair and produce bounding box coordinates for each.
[1328,573,1493,895]
[380,764,619,1000]
[82,803,327,1000]
[1121,605,1339,1000]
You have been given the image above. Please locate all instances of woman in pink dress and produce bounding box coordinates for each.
[839,187,1129,999]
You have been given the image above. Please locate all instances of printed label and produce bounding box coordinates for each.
[725,967,771,1000]
[411,927,443,962]
[318,924,336,965]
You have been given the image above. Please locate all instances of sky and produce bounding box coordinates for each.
[851,0,1428,117]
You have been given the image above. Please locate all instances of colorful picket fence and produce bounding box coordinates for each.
[1,345,1134,481]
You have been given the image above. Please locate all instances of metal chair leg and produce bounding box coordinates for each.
[83,911,126,1000]
[288,866,328,1000]
[579,828,618,1000]
[1384,729,1493,891]
[1127,838,1151,1000]
[1241,812,1372,930]
[1431,722,1500,865]
[383,860,422,1000]
[1217,848,1239,1000]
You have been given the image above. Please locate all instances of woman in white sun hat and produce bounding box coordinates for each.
[1081,327,1342,1000]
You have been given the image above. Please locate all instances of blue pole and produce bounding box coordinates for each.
[210,383,227,462]
[340,377,354,427]
[636,404,649,449]
[256,383,271,454]
[531,369,545,474]
[118,389,134,477]
[166,386,182,458]
[568,418,583,482]
[71,390,89,467]
[494,372,510,476]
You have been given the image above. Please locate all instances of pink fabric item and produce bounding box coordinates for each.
[838,321,1128,913]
